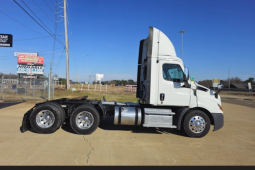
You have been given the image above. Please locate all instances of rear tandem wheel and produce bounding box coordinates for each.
[30,103,64,134]
[70,104,100,135]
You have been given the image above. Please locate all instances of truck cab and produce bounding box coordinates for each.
[135,27,224,136]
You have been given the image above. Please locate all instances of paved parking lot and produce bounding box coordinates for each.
[0,102,23,109]
[0,99,254,165]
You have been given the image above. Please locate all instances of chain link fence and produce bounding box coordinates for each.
[0,76,54,101]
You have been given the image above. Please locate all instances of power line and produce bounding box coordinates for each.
[14,34,63,41]
[53,47,66,73]
[52,0,58,65]
[21,0,53,34]
[0,10,44,36]
[32,0,64,33]
[14,35,51,41]
[20,0,61,66]
[54,1,63,6]
[43,0,54,13]
[37,47,63,53]
[13,0,65,47]
[0,51,64,58]
[20,0,64,47]
[40,51,65,56]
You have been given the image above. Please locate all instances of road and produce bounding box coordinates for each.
[221,97,255,108]
[0,102,23,109]
[0,99,254,165]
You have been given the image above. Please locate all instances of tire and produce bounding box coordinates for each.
[30,103,63,134]
[70,104,100,135]
[47,102,66,124]
[183,110,211,138]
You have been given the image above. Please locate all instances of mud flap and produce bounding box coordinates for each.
[21,108,33,133]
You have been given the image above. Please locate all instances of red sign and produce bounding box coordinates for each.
[17,55,44,65]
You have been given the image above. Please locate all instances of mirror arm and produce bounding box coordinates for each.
[215,84,224,99]
[184,79,191,88]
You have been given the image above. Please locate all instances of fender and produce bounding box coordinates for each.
[21,108,33,133]
[97,102,107,119]
[176,107,223,131]
[176,108,190,130]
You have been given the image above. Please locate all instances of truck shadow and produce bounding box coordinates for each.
[20,126,37,133]
[0,102,23,109]
[22,117,187,137]
[61,118,77,134]
[98,115,188,137]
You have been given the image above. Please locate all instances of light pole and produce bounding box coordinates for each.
[228,70,230,90]
[179,30,185,60]
[87,54,89,84]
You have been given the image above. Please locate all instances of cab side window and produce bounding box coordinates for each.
[163,64,184,82]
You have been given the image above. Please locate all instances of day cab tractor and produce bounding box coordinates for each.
[22,26,224,138]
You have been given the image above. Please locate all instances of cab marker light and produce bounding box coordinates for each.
[218,104,223,111]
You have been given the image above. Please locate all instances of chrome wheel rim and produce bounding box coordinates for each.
[189,116,206,133]
[75,111,94,129]
[36,110,55,128]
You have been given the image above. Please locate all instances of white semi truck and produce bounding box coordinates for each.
[22,26,224,138]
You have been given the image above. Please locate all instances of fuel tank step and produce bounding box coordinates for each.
[143,108,176,128]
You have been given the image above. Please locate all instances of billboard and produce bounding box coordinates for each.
[96,74,104,81]
[248,82,252,90]
[213,79,220,87]
[23,75,37,79]
[17,65,44,75]
[14,52,38,56]
[0,34,13,47]
[17,55,44,65]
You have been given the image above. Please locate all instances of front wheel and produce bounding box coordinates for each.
[183,110,211,138]
[70,105,100,135]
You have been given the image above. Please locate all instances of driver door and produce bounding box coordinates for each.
[157,61,190,106]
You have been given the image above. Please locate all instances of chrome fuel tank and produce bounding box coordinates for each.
[114,106,142,126]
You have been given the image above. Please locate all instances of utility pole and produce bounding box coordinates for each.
[228,70,230,90]
[87,54,89,84]
[1,76,5,100]
[64,0,69,90]
[178,30,185,60]
[48,59,52,100]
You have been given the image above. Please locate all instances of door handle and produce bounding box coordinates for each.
[160,93,165,104]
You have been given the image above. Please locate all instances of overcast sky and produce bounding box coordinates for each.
[0,0,254,82]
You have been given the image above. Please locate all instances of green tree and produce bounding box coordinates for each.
[59,78,66,85]
[198,80,212,88]
[127,79,134,85]
[244,77,254,85]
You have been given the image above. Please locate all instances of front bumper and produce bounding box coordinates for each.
[211,113,224,131]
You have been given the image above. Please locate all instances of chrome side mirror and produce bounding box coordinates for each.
[184,67,191,88]
[218,84,224,89]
